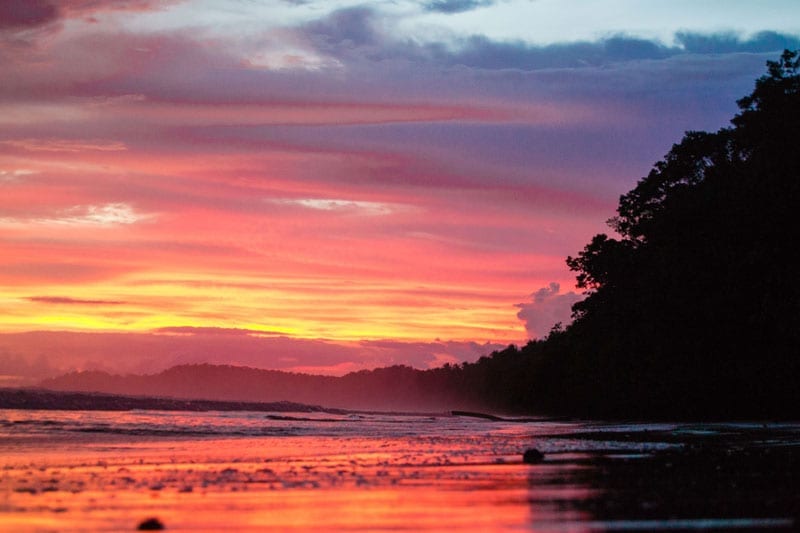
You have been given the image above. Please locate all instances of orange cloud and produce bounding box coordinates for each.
[26,296,126,305]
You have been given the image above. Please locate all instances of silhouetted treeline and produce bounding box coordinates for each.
[38,363,488,412]
[467,51,800,418]
[33,355,573,414]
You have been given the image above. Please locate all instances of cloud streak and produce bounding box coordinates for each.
[0,203,151,227]
[27,296,126,305]
[1,138,127,152]
[424,0,496,14]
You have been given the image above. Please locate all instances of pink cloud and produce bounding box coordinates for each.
[515,282,583,339]
[0,330,507,385]
[1,138,127,152]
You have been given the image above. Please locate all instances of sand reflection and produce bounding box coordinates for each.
[1,419,568,532]
[4,412,798,531]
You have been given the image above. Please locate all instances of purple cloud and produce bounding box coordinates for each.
[0,1,59,30]
[0,330,509,385]
[516,282,582,339]
[155,326,279,336]
[0,1,179,33]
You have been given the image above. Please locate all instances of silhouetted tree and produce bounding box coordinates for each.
[545,50,800,417]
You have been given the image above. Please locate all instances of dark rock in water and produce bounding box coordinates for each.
[523,448,545,464]
[137,517,165,530]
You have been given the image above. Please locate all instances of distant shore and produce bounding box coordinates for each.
[0,388,342,413]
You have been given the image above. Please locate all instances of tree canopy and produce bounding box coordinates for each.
[538,50,800,417]
[418,50,800,419]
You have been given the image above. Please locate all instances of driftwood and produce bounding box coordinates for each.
[450,410,506,421]
[451,410,571,423]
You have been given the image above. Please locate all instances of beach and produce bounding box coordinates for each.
[1,409,798,531]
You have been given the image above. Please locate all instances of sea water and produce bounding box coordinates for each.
[1,409,798,531]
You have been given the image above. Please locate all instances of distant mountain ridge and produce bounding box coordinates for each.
[38,363,481,412]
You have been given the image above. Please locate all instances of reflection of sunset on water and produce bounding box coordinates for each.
[3,410,799,531]
[1,410,597,532]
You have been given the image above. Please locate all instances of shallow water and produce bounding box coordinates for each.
[1,410,798,531]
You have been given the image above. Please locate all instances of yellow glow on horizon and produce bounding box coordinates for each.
[0,269,529,343]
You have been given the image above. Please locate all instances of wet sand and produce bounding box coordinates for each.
[1,411,799,531]
[2,430,549,531]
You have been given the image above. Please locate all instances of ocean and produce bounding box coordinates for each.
[1,409,798,531]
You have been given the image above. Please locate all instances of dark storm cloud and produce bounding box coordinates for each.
[441,32,800,71]
[299,8,800,71]
[423,0,496,14]
[676,30,800,55]
[441,35,674,69]
[304,6,380,51]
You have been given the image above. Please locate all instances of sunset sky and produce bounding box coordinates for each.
[2,0,799,383]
